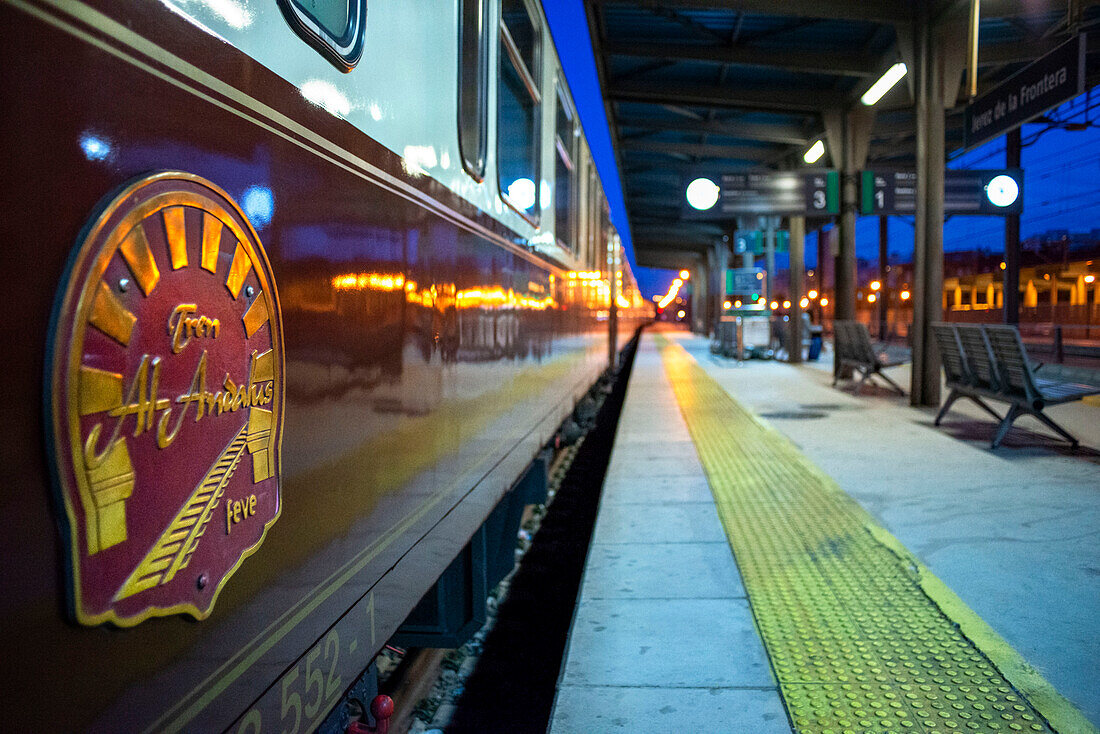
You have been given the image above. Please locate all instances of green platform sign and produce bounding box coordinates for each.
[734,230,790,254]
[726,267,766,297]
[860,169,1024,216]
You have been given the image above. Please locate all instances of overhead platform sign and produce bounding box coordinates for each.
[860,169,1024,215]
[684,171,839,217]
[965,34,1086,150]
[726,267,766,298]
[734,230,789,254]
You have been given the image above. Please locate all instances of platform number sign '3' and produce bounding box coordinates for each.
[47,172,285,627]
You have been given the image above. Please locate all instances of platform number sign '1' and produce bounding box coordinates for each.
[47,172,284,627]
[860,169,1024,216]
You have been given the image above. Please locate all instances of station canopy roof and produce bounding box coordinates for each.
[583,0,1100,270]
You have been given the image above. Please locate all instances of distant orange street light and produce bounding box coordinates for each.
[680,269,690,280]
[870,280,881,291]
[820,297,829,306]
[900,290,911,301]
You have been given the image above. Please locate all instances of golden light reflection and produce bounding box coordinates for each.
[565,270,612,310]
[455,287,555,310]
[332,272,406,291]
[331,273,555,311]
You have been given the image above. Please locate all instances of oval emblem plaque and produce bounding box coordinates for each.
[48,172,284,626]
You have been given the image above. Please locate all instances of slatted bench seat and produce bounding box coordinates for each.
[932,322,1100,449]
[832,320,909,395]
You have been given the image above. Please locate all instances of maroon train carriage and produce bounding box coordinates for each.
[0,0,649,730]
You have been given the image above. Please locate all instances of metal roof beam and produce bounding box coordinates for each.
[979,36,1065,67]
[588,0,913,25]
[635,247,706,270]
[621,139,781,161]
[610,80,844,112]
[604,41,877,77]
[635,239,724,252]
[617,116,812,145]
[979,0,1068,18]
[630,218,721,232]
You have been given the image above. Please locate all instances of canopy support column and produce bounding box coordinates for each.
[789,216,806,364]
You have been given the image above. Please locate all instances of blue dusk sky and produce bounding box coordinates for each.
[542,2,1100,299]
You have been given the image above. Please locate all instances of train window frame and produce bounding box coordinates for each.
[554,80,577,255]
[497,0,542,225]
[277,0,367,72]
[458,0,491,181]
[587,164,601,269]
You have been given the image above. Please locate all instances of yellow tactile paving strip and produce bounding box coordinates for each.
[655,335,1095,734]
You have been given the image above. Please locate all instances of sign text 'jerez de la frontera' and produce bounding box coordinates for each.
[965,34,1086,150]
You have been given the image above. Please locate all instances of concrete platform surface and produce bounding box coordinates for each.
[550,339,790,733]
[674,330,1100,728]
[551,330,1099,731]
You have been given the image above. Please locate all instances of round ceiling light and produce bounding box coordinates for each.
[686,177,720,211]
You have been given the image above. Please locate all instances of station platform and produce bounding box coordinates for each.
[549,329,1100,734]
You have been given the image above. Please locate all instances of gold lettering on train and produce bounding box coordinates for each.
[167,303,221,354]
[225,493,257,535]
[84,350,275,456]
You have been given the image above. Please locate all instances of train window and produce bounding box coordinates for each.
[498,0,541,221]
[278,0,367,71]
[554,84,576,253]
[458,0,490,180]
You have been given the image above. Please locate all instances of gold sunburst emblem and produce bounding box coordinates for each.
[48,172,284,626]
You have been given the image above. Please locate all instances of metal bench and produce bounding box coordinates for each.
[931,323,1003,427]
[832,320,909,395]
[933,323,1100,448]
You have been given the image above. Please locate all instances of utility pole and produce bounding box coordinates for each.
[1004,127,1021,325]
[879,216,889,339]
